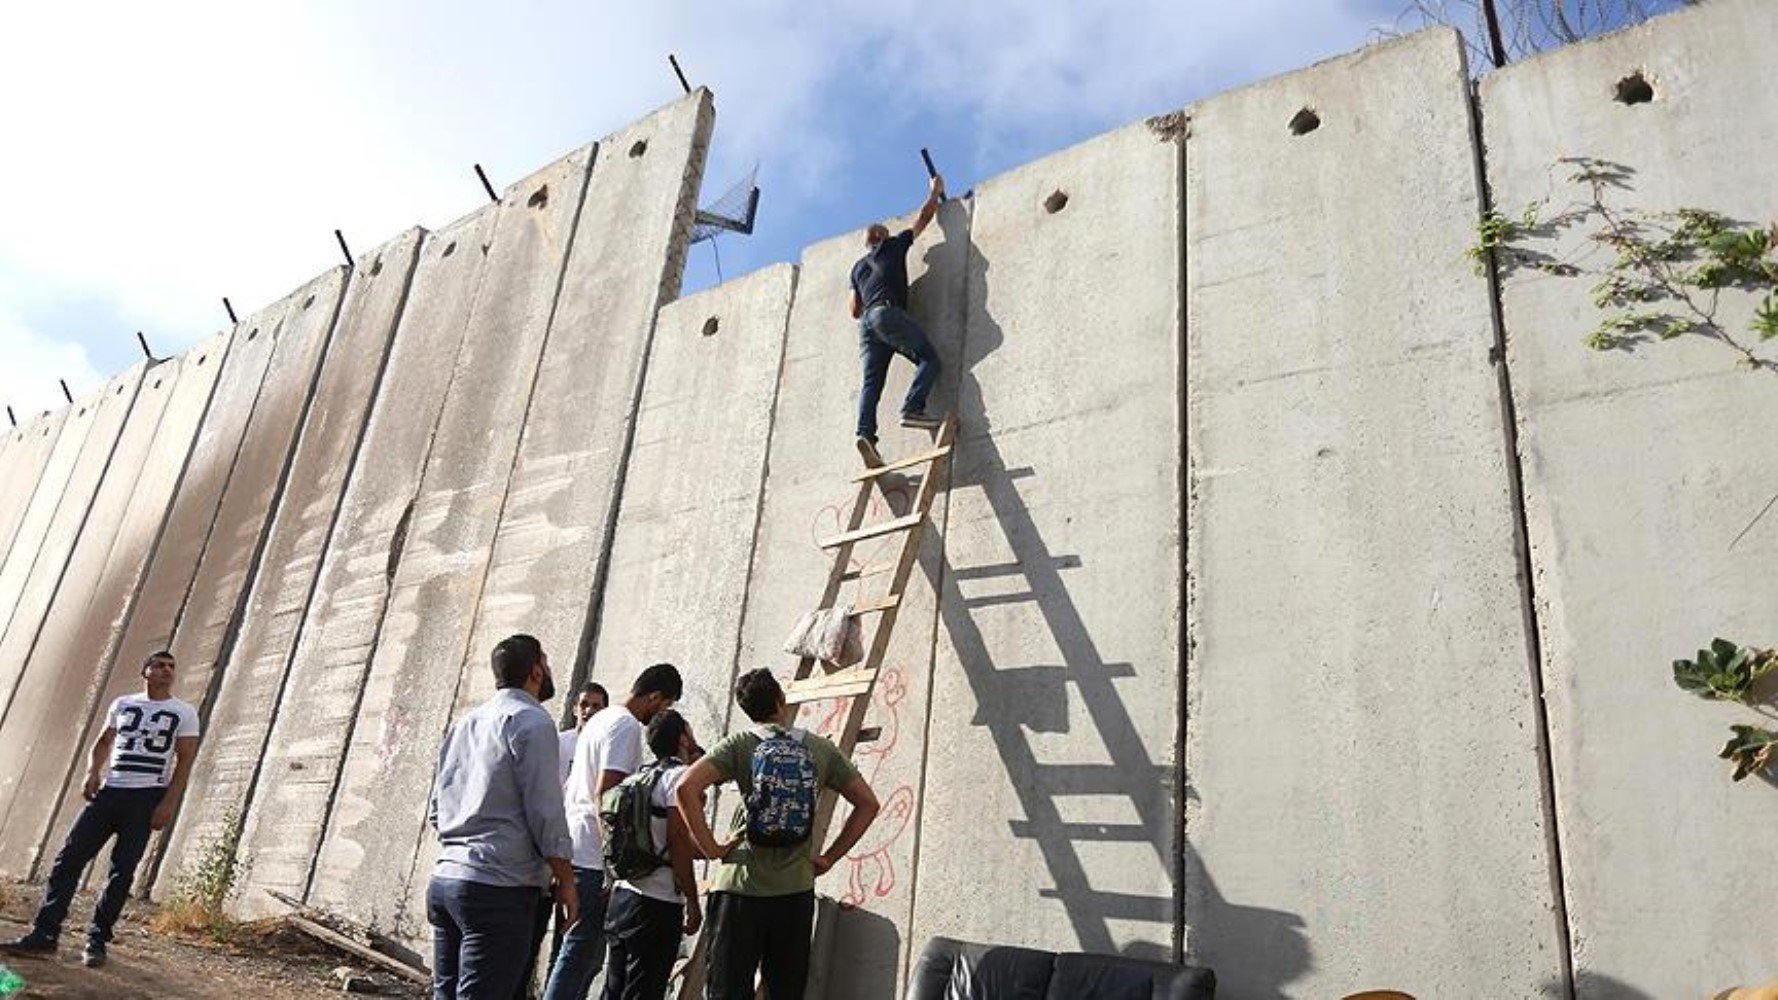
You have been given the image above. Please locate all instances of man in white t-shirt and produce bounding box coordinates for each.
[557,682,610,788]
[543,664,682,1000]
[1,651,199,969]
[602,709,703,1000]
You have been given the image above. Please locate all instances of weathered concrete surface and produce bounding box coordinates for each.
[0,410,70,572]
[0,365,145,724]
[235,214,491,919]
[589,262,794,741]
[0,362,161,869]
[1482,2,1778,994]
[157,233,421,904]
[908,122,1181,968]
[730,201,970,997]
[39,285,303,879]
[310,146,596,937]
[1185,31,1565,999]
[405,90,716,937]
[0,333,232,877]
[0,383,105,661]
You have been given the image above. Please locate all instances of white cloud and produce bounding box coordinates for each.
[0,306,103,421]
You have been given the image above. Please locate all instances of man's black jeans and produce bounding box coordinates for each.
[428,876,541,1000]
[705,890,814,1000]
[601,887,683,1000]
[34,785,163,945]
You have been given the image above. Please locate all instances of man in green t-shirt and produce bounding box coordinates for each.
[675,669,880,1000]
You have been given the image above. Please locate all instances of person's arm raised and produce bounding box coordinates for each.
[909,173,945,240]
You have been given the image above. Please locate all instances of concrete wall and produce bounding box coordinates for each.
[0,332,232,876]
[1483,1,1778,995]
[237,213,491,919]
[156,231,421,902]
[1185,30,1565,999]
[0,10,1771,993]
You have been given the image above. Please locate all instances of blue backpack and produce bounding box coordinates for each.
[744,728,818,847]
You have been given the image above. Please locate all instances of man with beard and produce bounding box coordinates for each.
[426,634,578,999]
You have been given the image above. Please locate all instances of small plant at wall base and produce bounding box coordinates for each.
[149,807,249,942]
[1474,157,1778,372]
[1672,639,1778,783]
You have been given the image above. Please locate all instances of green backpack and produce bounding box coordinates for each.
[599,762,670,881]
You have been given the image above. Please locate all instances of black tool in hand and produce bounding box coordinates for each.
[920,147,947,203]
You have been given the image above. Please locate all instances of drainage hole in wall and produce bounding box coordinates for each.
[115,385,124,395]
[247,327,259,341]
[701,316,720,336]
[528,185,549,208]
[629,139,648,158]
[302,294,315,310]
[1289,107,1321,135]
[1614,71,1654,105]
[1043,190,1069,214]
[442,240,457,258]
[197,354,207,366]
[370,257,384,276]
[78,407,86,416]
[154,378,163,389]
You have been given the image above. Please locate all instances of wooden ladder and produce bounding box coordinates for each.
[675,414,958,999]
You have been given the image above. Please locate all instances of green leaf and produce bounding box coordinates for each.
[1719,725,1778,782]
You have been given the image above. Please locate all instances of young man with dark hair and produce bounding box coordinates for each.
[545,664,683,1000]
[848,171,947,448]
[675,669,881,1000]
[427,634,577,1000]
[600,709,702,1000]
[1,651,199,968]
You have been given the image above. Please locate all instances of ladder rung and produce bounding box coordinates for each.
[848,593,900,616]
[851,444,952,481]
[818,513,922,550]
[785,669,879,705]
[838,560,897,583]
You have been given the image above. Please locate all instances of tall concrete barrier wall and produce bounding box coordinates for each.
[1184,31,1567,999]
[590,261,795,741]
[156,231,422,902]
[0,9,1771,992]
[235,214,492,917]
[0,334,231,878]
[910,118,1183,968]
[310,146,597,935]
[1482,1,1778,995]
[0,365,145,722]
[731,201,969,997]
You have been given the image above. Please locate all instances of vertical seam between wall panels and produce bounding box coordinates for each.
[899,197,972,988]
[1467,77,1577,1000]
[144,273,351,895]
[574,100,714,703]
[398,145,601,925]
[27,346,233,880]
[225,240,422,905]
[303,224,498,905]
[1171,129,1189,966]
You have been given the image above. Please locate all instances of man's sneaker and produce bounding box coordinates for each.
[0,934,56,958]
[899,411,941,430]
[856,436,884,466]
[81,939,107,968]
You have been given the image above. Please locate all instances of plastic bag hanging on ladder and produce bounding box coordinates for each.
[783,605,863,666]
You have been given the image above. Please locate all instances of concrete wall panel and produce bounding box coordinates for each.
[309,146,596,936]
[235,214,493,917]
[0,385,104,663]
[589,261,793,741]
[906,120,1182,967]
[158,233,421,904]
[1482,2,1778,994]
[730,201,970,996]
[0,365,145,723]
[0,410,70,572]
[0,333,231,876]
[1184,31,1564,999]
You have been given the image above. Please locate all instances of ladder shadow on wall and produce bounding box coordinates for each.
[883,214,1310,997]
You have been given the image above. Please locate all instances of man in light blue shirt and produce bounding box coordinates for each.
[428,634,578,1000]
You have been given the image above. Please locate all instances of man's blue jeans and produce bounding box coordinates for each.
[33,786,161,946]
[428,876,541,1000]
[542,867,608,1000]
[857,303,942,442]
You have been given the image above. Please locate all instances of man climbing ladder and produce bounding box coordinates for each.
[848,166,946,450]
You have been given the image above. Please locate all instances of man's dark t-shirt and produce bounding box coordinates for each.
[851,229,915,311]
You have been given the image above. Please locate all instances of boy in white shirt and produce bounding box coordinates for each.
[0,651,199,969]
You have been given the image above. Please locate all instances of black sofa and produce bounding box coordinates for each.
[907,936,1216,1000]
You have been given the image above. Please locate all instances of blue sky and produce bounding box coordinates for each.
[0,0,1678,417]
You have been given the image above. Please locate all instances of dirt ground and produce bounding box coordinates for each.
[0,884,424,999]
